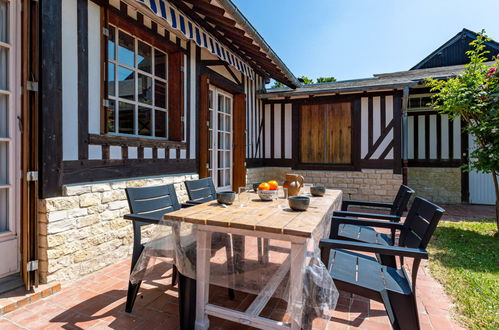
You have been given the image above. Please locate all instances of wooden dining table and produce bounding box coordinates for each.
[164,189,343,330]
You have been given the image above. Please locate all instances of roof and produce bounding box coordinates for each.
[259,63,493,99]
[171,0,299,87]
[411,28,499,70]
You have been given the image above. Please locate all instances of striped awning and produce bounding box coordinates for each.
[136,0,254,80]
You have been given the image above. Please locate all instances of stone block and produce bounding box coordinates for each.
[42,196,80,212]
[91,183,112,193]
[79,193,102,207]
[47,219,74,234]
[47,210,68,222]
[76,214,100,228]
[107,200,129,211]
[63,184,93,196]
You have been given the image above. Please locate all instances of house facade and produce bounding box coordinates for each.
[1,0,496,290]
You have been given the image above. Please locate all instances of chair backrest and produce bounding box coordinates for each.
[399,197,445,250]
[390,185,415,216]
[125,184,181,221]
[184,177,217,203]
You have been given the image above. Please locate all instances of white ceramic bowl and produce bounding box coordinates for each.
[257,189,278,201]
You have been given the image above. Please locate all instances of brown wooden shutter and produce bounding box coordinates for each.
[198,74,209,178]
[168,51,184,141]
[232,93,246,189]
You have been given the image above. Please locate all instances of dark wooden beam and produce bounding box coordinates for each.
[40,0,63,198]
[200,59,226,66]
[77,0,88,160]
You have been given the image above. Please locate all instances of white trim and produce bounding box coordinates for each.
[208,86,233,190]
[88,1,102,135]
[273,103,281,158]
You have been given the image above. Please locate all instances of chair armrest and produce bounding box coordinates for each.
[332,216,404,229]
[123,214,160,225]
[181,202,198,208]
[334,210,401,222]
[319,239,428,259]
[341,200,393,211]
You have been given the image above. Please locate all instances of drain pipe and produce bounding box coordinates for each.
[401,86,410,185]
[218,0,300,88]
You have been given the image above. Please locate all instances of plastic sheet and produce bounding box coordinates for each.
[130,192,341,329]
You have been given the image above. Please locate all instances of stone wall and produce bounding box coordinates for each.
[247,167,402,202]
[38,173,198,284]
[407,167,461,204]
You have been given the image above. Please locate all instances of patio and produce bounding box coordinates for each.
[1,201,478,330]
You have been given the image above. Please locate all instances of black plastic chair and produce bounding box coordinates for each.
[184,177,217,204]
[334,185,415,245]
[123,184,182,313]
[320,197,444,330]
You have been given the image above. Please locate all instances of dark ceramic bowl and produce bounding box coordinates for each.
[252,182,261,192]
[288,196,310,211]
[216,191,236,205]
[310,185,326,197]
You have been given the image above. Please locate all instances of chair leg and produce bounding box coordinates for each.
[172,264,178,286]
[125,223,144,313]
[178,273,196,330]
[381,290,420,330]
[125,280,142,313]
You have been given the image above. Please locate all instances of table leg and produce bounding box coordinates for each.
[289,240,306,330]
[195,230,212,330]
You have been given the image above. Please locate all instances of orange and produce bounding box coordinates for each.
[258,182,270,190]
[268,180,279,190]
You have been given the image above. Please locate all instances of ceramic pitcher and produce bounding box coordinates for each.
[283,174,305,196]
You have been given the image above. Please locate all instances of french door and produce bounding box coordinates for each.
[208,87,233,190]
[0,0,20,278]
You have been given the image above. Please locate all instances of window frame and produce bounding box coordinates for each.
[106,24,169,139]
[103,11,186,143]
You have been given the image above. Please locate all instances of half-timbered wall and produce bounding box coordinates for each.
[406,111,462,166]
[251,92,402,172]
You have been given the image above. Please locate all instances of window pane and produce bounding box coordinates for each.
[138,74,152,104]
[225,97,231,114]
[218,151,223,168]
[224,170,230,186]
[0,94,7,137]
[0,189,8,233]
[107,100,116,133]
[422,97,432,107]
[0,0,8,43]
[155,110,167,138]
[154,80,166,109]
[107,63,115,97]
[225,115,231,132]
[218,131,223,149]
[118,30,134,67]
[118,102,134,134]
[217,169,224,187]
[409,98,420,109]
[0,142,7,184]
[218,94,224,113]
[224,151,230,167]
[118,66,135,100]
[0,47,7,90]
[108,25,115,60]
[154,50,167,79]
[218,114,224,132]
[137,41,152,73]
[209,90,213,109]
[225,133,231,150]
[138,107,152,136]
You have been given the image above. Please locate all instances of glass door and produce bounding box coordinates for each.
[0,0,20,278]
[208,87,233,191]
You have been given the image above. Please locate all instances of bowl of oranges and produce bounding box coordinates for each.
[257,180,279,201]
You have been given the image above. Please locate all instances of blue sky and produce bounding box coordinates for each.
[232,0,499,81]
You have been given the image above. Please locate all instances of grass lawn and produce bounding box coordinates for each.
[427,219,498,330]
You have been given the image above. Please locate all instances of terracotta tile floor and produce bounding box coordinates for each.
[0,203,486,329]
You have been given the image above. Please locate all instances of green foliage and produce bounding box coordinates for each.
[426,30,499,230]
[270,80,286,89]
[316,77,337,83]
[426,31,499,175]
[270,76,337,88]
[428,219,499,329]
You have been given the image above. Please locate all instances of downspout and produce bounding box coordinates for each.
[218,0,300,88]
[401,86,410,185]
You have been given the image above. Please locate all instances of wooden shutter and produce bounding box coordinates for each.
[198,74,209,178]
[232,94,246,189]
[300,102,352,164]
[168,51,184,141]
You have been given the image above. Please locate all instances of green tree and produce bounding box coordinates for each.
[270,80,286,88]
[316,77,336,83]
[298,75,314,85]
[427,31,499,232]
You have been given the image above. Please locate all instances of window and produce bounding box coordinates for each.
[300,103,352,164]
[106,25,168,138]
[408,95,432,110]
